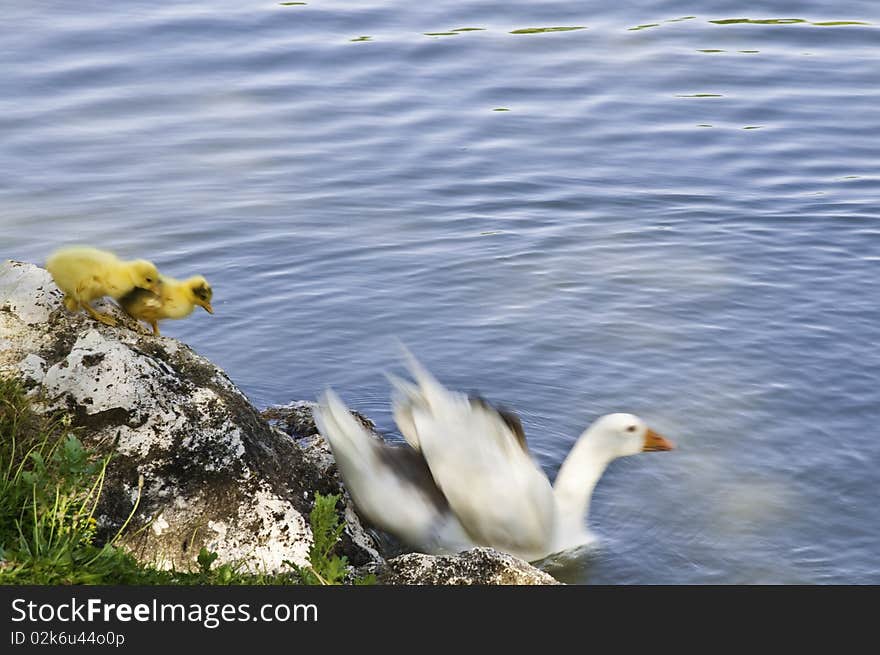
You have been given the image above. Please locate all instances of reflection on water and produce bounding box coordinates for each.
[629,16,696,31]
[631,16,870,30]
[709,18,871,26]
[510,26,586,34]
[2,1,880,583]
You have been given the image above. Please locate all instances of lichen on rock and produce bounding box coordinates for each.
[363,547,560,585]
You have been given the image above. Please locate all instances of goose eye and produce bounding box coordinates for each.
[146,277,154,283]
[626,425,637,433]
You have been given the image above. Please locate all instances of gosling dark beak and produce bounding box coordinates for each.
[201,302,214,314]
[642,428,674,452]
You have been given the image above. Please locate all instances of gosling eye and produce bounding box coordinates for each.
[145,277,154,283]
[626,425,637,433]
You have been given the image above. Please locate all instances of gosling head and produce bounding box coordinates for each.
[589,413,674,459]
[130,260,161,294]
[187,276,214,314]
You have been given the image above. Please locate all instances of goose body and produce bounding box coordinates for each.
[313,352,673,562]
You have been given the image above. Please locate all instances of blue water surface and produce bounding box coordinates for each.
[2,1,879,583]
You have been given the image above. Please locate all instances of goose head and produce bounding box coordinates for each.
[551,413,674,553]
[586,413,675,459]
[185,275,214,314]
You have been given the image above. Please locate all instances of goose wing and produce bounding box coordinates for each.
[313,390,471,553]
[394,352,556,561]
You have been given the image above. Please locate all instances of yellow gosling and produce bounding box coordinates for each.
[119,274,213,336]
[46,246,160,327]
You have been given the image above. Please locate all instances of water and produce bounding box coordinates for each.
[3,1,879,584]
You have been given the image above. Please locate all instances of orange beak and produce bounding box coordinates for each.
[642,428,674,452]
[201,302,214,314]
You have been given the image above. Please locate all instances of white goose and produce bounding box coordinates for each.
[313,352,674,562]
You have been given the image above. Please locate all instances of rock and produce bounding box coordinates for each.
[0,260,379,573]
[261,401,384,559]
[262,400,378,485]
[364,548,560,585]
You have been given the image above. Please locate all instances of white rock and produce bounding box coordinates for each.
[0,260,60,325]
[205,484,312,572]
[18,353,47,385]
[151,514,170,536]
[366,547,560,585]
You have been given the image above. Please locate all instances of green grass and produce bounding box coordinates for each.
[286,492,374,585]
[0,377,372,585]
